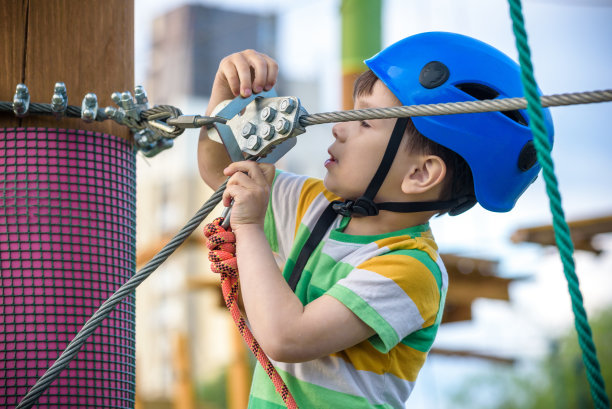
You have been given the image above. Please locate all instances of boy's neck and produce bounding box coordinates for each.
[343,210,434,236]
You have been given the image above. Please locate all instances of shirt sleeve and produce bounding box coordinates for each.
[264,170,309,262]
[325,251,443,353]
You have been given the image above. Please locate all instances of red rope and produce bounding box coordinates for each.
[204,217,298,409]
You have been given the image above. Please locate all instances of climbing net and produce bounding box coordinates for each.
[4,0,610,407]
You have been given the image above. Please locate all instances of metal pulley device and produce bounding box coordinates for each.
[199,89,308,226]
[204,89,307,164]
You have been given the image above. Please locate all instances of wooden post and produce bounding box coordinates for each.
[173,333,196,409]
[227,324,251,409]
[0,0,133,140]
[0,2,136,407]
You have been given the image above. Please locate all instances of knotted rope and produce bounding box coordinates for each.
[203,218,298,409]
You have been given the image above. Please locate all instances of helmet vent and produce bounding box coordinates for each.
[456,83,528,126]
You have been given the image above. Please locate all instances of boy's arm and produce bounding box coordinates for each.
[198,50,278,190]
[223,161,375,363]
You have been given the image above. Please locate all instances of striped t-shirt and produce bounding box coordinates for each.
[248,171,448,409]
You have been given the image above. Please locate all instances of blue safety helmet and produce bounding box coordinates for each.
[365,31,554,212]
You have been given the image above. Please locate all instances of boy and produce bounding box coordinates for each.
[198,32,553,408]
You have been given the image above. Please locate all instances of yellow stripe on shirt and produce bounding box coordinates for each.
[358,254,441,327]
[332,338,427,382]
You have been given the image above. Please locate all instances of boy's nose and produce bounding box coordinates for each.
[332,123,348,141]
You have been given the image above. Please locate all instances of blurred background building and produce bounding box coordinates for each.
[134,4,328,408]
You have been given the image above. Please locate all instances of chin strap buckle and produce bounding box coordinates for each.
[332,197,379,217]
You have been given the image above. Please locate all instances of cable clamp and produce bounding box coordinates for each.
[13,84,30,117]
[51,82,68,120]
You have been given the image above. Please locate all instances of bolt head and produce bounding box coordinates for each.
[134,85,148,105]
[54,82,66,94]
[137,133,150,146]
[241,122,257,137]
[259,123,275,140]
[84,93,97,106]
[15,84,28,96]
[52,94,64,105]
[260,106,277,122]
[274,118,291,135]
[246,135,261,150]
[111,92,122,105]
[279,98,295,114]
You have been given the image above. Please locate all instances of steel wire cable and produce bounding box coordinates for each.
[2,89,612,132]
[15,181,227,409]
[298,89,612,127]
[0,101,104,120]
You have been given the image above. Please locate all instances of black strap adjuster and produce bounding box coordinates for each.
[332,197,379,217]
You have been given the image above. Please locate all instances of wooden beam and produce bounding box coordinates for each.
[0,0,134,140]
[447,272,512,302]
[441,303,472,323]
[440,253,518,323]
[430,347,515,365]
[511,215,612,254]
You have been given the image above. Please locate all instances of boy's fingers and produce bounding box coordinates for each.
[225,161,268,186]
[244,50,269,94]
[219,53,254,97]
[218,58,242,97]
[217,50,278,97]
[262,55,278,91]
[230,53,255,97]
[222,190,233,207]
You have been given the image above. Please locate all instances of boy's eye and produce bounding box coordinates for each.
[360,120,371,128]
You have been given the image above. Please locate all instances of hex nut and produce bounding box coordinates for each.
[260,106,277,122]
[274,118,291,134]
[241,122,257,138]
[246,135,261,150]
[259,123,275,140]
[279,98,295,114]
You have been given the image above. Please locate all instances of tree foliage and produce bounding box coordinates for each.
[451,307,612,409]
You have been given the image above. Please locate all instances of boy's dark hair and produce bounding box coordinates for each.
[353,69,475,213]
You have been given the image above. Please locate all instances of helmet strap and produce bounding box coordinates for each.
[331,116,476,217]
[331,117,409,217]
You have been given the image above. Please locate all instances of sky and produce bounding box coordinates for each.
[134,0,612,407]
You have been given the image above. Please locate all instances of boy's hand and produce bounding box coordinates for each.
[206,49,278,116]
[199,50,278,190]
[222,161,275,231]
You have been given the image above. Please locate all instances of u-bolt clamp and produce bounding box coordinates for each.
[13,84,30,117]
[51,82,68,120]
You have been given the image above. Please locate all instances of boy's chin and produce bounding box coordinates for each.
[323,178,357,201]
[323,177,342,198]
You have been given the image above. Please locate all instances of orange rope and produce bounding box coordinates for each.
[204,217,298,409]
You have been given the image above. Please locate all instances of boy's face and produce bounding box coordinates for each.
[324,81,422,202]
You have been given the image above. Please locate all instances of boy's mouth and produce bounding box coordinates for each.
[324,151,337,168]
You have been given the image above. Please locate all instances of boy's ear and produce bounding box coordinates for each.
[401,155,446,195]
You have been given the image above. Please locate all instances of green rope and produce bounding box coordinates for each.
[507,1,610,408]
